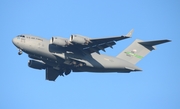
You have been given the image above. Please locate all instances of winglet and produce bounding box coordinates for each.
[125,29,134,37]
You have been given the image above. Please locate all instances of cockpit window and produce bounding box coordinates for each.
[17,35,25,37]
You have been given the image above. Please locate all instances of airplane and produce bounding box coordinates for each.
[12,29,170,81]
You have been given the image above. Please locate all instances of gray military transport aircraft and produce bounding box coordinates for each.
[12,29,170,81]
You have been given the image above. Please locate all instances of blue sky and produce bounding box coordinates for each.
[1,0,180,109]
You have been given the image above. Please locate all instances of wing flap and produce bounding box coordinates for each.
[46,68,59,81]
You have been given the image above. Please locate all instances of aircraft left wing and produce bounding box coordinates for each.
[45,68,59,81]
[68,29,134,54]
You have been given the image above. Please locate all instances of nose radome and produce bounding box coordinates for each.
[12,38,18,47]
[12,38,16,45]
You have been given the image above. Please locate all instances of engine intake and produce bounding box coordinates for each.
[70,34,91,45]
[28,60,46,70]
[50,37,70,47]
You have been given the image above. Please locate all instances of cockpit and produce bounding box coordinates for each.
[17,35,25,38]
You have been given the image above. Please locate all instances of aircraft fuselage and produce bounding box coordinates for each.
[12,34,140,73]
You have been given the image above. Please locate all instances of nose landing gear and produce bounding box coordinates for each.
[18,49,22,55]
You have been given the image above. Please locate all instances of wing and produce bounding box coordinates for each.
[46,68,60,81]
[68,29,134,54]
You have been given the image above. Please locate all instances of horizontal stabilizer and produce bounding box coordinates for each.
[139,39,171,46]
[125,66,142,71]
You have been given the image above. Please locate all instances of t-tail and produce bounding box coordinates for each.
[117,39,171,64]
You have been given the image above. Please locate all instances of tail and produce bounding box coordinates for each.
[117,39,171,64]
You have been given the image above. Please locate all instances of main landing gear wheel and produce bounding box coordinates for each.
[59,69,64,77]
[64,69,71,75]
[18,49,22,55]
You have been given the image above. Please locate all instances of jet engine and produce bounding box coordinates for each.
[70,35,91,45]
[50,37,70,47]
[28,60,46,70]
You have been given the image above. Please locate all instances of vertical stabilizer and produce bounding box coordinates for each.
[117,39,171,64]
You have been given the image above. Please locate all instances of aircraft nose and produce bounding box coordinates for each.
[12,38,16,45]
[12,37,18,47]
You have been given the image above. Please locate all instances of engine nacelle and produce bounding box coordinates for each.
[28,60,46,70]
[50,37,70,47]
[70,34,91,45]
